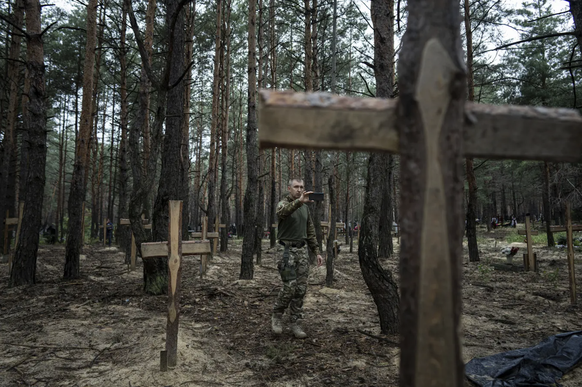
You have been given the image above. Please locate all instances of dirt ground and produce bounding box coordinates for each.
[1,228,582,387]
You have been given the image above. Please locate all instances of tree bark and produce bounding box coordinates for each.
[543,161,555,246]
[117,0,129,252]
[464,0,479,262]
[182,1,196,239]
[207,0,223,237]
[0,0,24,255]
[64,0,99,279]
[569,0,582,55]
[220,0,232,252]
[152,0,186,243]
[9,0,46,286]
[358,154,399,333]
[326,175,336,287]
[356,0,400,333]
[240,0,258,279]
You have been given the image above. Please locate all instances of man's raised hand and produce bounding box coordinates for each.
[300,191,313,203]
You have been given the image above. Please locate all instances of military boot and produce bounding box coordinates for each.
[271,313,283,335]
[291,322,307,339]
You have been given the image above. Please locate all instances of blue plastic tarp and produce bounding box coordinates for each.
[465,331,582,387]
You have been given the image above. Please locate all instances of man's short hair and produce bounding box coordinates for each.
[288,178,304,186]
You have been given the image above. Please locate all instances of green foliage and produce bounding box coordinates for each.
[542,267,560,288]
[476,263,493,282]
[505,230,560,245]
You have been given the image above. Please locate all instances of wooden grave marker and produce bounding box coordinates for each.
[4,202,24,270]
[120,218,152,270]
[518,206,579,301]
[257,0,582,382]
[140,200,211,369]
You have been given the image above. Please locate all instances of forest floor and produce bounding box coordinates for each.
[1,226,582,387]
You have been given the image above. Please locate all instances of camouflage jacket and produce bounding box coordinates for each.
[276,195,320,255]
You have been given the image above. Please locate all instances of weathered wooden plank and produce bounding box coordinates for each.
[464,103,582,162]
[141,240,211,258]
[550,225,582,232]
[258,91,582,162]
[166,200,182,368]
[120,218,130,225]
[566,203,577,305]
[5,218,18,226]
[259,90,399,153]
[190,231,219,239]
[518,229,539,235]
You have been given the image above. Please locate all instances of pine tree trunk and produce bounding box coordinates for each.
[543,161,555,246]
[0,0,24,255]
[207,0,223,237]
[9,0,46,286]
[240,0,258,279]
[569,0,582,55]
[356,0,399,333]
[152,0,186,242]
[358,154,399,333]
[466,158,479,261]
[117,0,129,251]
[182,1,196,239]
[220,0,232,252]
[378,155,394,258]
[326,175,336,287]
[464,0,479,262]
[254,152,265,264]
[64,0,99,280]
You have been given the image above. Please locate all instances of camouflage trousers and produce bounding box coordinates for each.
[273,245,310,322]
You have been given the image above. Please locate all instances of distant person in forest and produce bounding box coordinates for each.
[106,218,113,247]
[272,178,323,339]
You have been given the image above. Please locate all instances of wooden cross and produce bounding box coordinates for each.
[120,218,152,270]
[518,215,539,271]
[519,205,580,304]
[139,200,212,369]
[4,201,24,270]
[257,2,582,383]
[189,216,217,276]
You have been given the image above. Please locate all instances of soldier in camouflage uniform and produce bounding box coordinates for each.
[272,178,323,338]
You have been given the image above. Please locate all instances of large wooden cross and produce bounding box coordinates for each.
[140,200,212,369]
[257,2,582,385]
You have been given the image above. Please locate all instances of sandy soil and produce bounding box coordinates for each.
[1,228,581,387]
